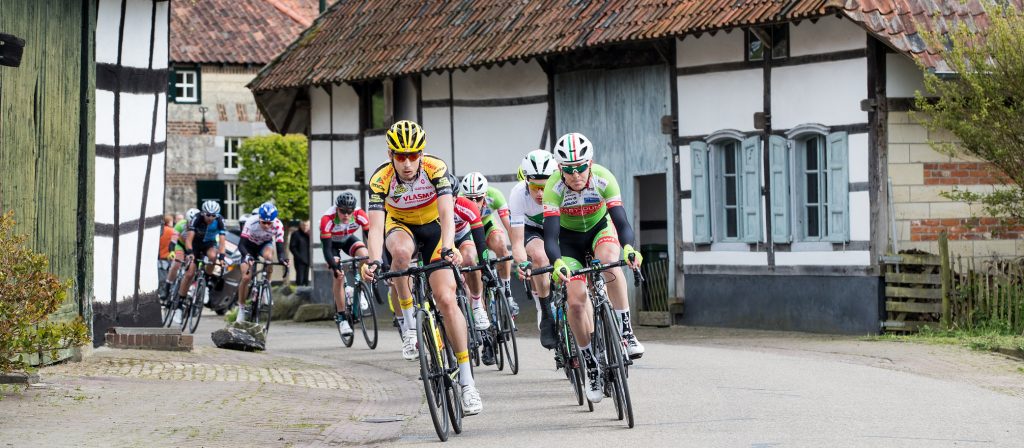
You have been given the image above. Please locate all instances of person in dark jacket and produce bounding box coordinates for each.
[289,221,311,286]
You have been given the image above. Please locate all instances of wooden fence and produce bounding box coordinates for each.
[884,232,1024,334]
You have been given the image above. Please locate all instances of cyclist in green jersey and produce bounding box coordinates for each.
[542,132,645,404]
[460,172,518,316]
[160,208,199,301]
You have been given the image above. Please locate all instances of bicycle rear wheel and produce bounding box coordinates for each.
[563,323,586,407]
[187,280,205,333]
[602,304,634,428]
[356,282,378,349]
[416,310,450,441]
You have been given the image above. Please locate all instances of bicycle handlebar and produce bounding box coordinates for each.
[338,256,369,266]
[374,259,453,282]
[530,260,645,287]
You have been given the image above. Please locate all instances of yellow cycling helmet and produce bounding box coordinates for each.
[386,120,426,153]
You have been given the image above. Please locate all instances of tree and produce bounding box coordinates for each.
[914,4,1024,219]
[0,211,90,373]
[237,134,309,221]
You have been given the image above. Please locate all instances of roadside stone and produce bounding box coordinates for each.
[0,371,39,384]
[212,321,267,351]
[293,303,334,322]
[293,286,314,302]
[271,294,303,321]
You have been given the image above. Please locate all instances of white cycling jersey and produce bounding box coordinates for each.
[508,181,544,229]
[240,217,285,244]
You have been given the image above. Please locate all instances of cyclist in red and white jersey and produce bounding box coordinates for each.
[320,192,371,336]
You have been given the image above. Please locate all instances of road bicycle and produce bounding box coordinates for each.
[333,256,378,349]
[532,265,588,409]
[461,254,518,374]
[165,257,222,333]
[540,257,644,428]
[244,258,288,334]
[374,259,465,441]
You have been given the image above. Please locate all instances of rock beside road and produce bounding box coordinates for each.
[211,321,266,351]
[293,303,334,322]
[272,293,308,321]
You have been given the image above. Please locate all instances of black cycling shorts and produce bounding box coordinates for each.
[332,234,366,257]
[524,225,544,246]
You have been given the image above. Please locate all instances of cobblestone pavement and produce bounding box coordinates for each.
[2,311,1023,447]
[0,314,421,448]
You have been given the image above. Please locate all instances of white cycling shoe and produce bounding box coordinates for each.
[402,329,419,361]
[472,306,491,330]
[462,384,483,415]
[624,333,645,359]
[338,320,353,336]
[586,369,603,403]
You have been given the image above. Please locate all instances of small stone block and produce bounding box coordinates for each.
[0,372,40,384]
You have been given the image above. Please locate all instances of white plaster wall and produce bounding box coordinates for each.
[331,140,361,185]
[331,84,360,133]
[775,250,870,266]
[452,61,546,99]
[96,91,163,146]
[850,191,871,241]
[422,107,453,164]
[452,104,546,176]
[789,16,866,57]
[119,0,154,68]
[677,32,744,67]
[310,86,331,134]
[422,72,449,101]
[848,133,869,183]
[677,69,762,135]
[309,140,332,186]
[683,251,768,265]
[95,0,122,65]
[886,53,927,98]
[771,59,868,129]
[151,2,168,70]
[312,191,333,219]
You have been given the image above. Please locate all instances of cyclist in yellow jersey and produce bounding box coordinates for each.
[361,120,483,416]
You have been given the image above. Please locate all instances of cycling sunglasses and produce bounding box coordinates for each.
[527,182,546,192]
[391,151,422,163]
[337,208,354,215]
[466,195,486,202]
[560,162,590,175]
[259,220,273,225]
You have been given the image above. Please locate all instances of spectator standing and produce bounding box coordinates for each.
[158,214,176,300]
[290,220,311,286]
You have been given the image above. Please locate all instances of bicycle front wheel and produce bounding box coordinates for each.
[416,310,450,441]
[356,282,378,349]
[187,280,205,333]
[602,304,634,428]
[497,290,519,375]
[250,284,273,334]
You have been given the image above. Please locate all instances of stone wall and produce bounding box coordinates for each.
[164,66,272,216]
[888,111,1021,260]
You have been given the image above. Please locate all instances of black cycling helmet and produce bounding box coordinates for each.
[447,173,460,194]
[335,192,357,209]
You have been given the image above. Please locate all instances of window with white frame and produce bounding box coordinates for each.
[225,182,240,222]
[172,68,199,103]
[224,137,244,174]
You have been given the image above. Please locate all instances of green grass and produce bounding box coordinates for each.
[867,322,1024,355]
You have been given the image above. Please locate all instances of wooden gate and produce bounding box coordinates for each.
[0,0,92,328]
[554,63,674,315]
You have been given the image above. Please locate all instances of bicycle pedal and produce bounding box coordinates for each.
[628,353,643,360]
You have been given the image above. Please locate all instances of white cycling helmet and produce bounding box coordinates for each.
[460,172,488,197]
[521,150,556,180]
[185,208,200,222]
[554,132,594,164]
[201,200,221,215]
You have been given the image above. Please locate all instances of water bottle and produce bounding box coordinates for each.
[203,286,210,305]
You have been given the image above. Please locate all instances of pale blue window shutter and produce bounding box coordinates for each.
[690,141,711,244]
[768,135,791,243]
[741,136,762,243]
[826,132,849,242]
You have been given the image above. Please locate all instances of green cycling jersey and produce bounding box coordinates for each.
[542,163,623,232]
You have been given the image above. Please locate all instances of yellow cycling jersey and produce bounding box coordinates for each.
[367,154,453,225]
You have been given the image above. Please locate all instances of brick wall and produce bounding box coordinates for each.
[888,111,1021,259]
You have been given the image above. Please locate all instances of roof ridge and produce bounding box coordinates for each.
[265,0,312,28]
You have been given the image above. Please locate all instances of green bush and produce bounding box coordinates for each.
[237,134,309,221]
[0,211,90,373]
